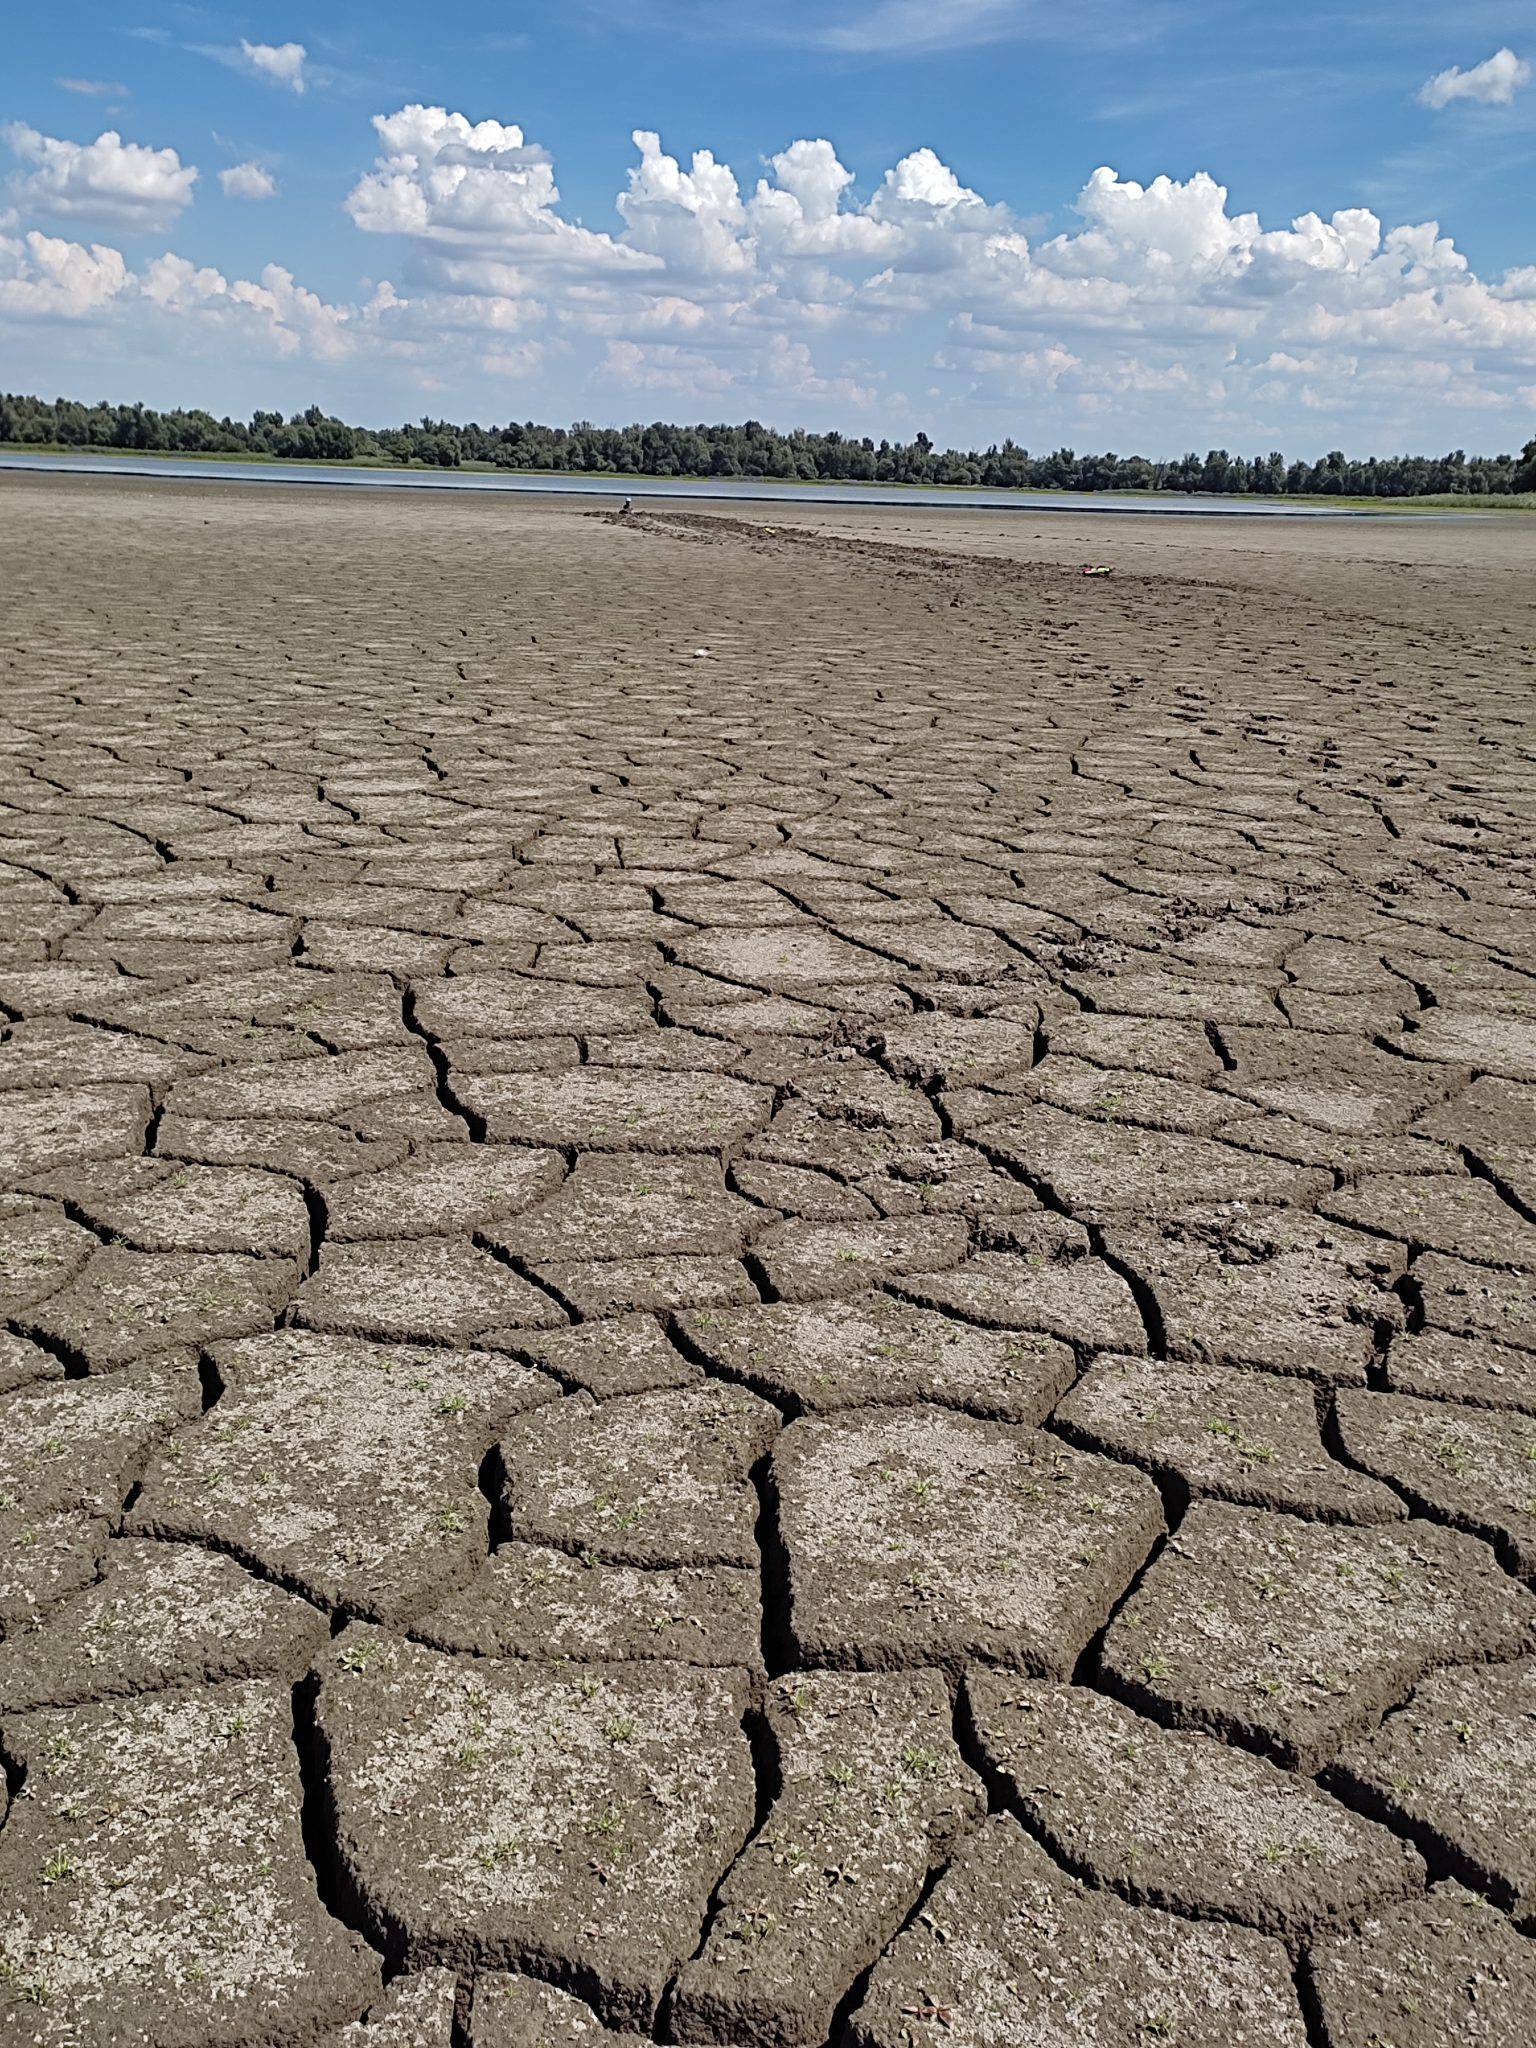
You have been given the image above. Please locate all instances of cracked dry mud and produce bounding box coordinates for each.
[0,474,1534,2047]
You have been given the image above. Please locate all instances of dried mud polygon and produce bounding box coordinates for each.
[965,1674,1423,1938]
[845,1815,1308,2047]
[675,1293,1075,1419]
[1307,1883,1536,2045]
[0,1682,379,2045]
[129,1330,557,1620]
[315,1629,755,2028]
[776,1406,1164,1673]
[1098,1503,1536,1768]
[499,1382,780,1568]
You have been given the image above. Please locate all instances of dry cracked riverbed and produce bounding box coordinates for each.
[1,471,1535,2047]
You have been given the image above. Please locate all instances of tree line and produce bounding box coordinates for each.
[4,390,1534,498]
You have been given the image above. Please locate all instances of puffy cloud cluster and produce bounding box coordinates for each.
[3,102,1535,447]
[3,122,196,228]
[339,116,1536,435]
[1419,48,1531,109]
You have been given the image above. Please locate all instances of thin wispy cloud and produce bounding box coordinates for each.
[1094,62,1356,125]
[57,78,128,98]
[660,0,1182,57]
[820,0,1059,52]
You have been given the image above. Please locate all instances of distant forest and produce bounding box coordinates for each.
[5,390,1535,499]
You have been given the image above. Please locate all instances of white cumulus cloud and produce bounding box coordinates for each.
[748,144,896,259]
[869,146,986,219]
[3,123,197,229]
[240,40,308,93]
[1067,166,1257,270]
[0,227,132,318]
[141,251,361,357]
[220,161,277,200]
[618,130,752,279]
[345,105,647,275]
[1419,48,1531,108]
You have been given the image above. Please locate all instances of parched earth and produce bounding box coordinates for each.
[1,470,1535,2047]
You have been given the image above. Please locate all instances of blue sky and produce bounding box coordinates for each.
[3,2,1535,454]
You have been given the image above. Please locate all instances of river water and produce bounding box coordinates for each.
[0,449,1398,517]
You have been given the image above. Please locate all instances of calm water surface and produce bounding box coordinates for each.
[0,449,1395,517]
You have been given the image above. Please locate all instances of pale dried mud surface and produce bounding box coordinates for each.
[0,470,1534,2046]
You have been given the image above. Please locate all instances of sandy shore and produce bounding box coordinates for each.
[1,468,1535,2046]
